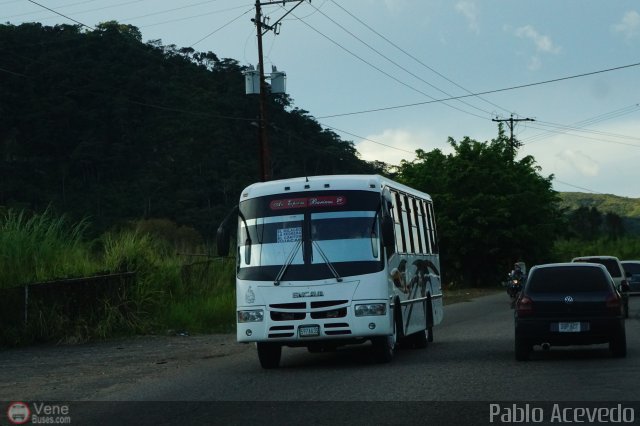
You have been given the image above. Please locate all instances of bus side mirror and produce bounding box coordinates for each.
[216,225,230,257]
[381,215,394,248]
[216,205,238,257]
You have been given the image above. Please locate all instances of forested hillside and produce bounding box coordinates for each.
[558,192,640,217]
[0,22,384,238]
[558,192,640,235]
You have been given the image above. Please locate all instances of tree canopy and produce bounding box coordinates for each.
[396,127,563,286]
[2,23,569,287]
[0,22,383,238]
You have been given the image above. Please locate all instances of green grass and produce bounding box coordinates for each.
[0,210,237,346]
[552,237,640,262]
[0,208,98,288]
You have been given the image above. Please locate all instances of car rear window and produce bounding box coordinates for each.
[622,262,640,275]
[573,258,622,277]
[527,266,611,293]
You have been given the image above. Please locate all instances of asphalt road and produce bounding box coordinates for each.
[4,292,640,425]
[107,292,640,402]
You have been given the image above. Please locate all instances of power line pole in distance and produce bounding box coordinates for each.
[252,0,306,182]
[492,114,535,161]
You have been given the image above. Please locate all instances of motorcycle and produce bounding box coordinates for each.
[507,273,525,308]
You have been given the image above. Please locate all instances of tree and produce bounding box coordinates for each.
[0,22,390,240]
[396,126,563,287]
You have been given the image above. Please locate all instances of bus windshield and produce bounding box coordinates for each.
[237,190,383,282]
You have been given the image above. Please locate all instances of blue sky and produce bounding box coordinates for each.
[3,0,640,197]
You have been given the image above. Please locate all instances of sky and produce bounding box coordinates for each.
[3,0,640,197]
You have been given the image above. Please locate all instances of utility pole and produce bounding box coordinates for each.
[251,0,306,182]
[492,114,535,161]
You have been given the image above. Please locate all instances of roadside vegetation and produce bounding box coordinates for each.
[0,210,236,346]
[2,23,638,346]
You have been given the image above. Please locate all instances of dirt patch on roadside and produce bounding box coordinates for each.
[0,333,240,401]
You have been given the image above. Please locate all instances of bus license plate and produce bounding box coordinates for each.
[558,322,581,332]
[298,325,320,338]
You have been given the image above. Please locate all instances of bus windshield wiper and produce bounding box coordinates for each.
[274,239,302,286]
[312,240,343,282]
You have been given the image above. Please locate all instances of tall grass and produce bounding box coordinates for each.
[100,228,236,335]
[1,210,237,346]
[0,209,98,288]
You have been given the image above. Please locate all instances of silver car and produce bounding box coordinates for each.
[621,260,640,293]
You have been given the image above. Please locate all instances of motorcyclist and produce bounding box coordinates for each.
[510,263,525,282]
[507,262,525,306]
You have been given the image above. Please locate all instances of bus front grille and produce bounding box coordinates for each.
[310,307,347,319]
[271,311,306,321]
[323,322,352,336]
[268,325,295,338]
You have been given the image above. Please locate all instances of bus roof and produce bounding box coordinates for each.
[239,174,432,202]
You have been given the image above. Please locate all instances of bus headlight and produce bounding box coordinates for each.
[355,303,386,316]
[237,309,264,323]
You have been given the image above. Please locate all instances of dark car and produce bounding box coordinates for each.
[621,260,640,293]
[514,263,626,361]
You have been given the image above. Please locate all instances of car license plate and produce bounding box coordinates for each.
[298,325,320,338]
[558,322,581,332]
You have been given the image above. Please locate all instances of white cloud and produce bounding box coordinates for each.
[455,1,479,34]
[612,10,640,40]
[356,128,441,166]
[514,25,561,54]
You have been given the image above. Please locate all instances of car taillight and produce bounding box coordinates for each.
[516,295,533,316]
[605,293,621,313]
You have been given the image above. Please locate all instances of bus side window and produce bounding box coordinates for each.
[403,194,415,254]
[412,198,425,254]
[382,191,396,257]
[426,202,438,254]
[393,191,406,253]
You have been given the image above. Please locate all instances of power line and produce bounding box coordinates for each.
[521,104,640,145]
[319,123,417,155]
[3,0,100,19]
[553,179,604,194]
[189,7,254,47]
[317,61,640,119]
[328,0,512,116]
[24,0,94,29]
[305,2,495,120]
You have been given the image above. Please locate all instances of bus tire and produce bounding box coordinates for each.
[372,318,397,363]
[257,342,282,369]
[411,329,428,349]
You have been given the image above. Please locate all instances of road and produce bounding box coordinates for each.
[3,292,639,425]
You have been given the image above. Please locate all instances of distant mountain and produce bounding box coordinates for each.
[558,192,640,235]
[558,192,640,217]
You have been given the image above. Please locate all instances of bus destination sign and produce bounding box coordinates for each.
[270,196,346,210]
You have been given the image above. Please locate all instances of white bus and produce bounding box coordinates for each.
[217,175,443,368]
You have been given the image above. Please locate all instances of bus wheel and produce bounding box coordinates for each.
[257,342,282,369]
[372,319,397,363]
[411,329,428,349]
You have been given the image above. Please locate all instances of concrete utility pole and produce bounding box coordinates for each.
[252,0,306,182]
[492,114,535,161]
